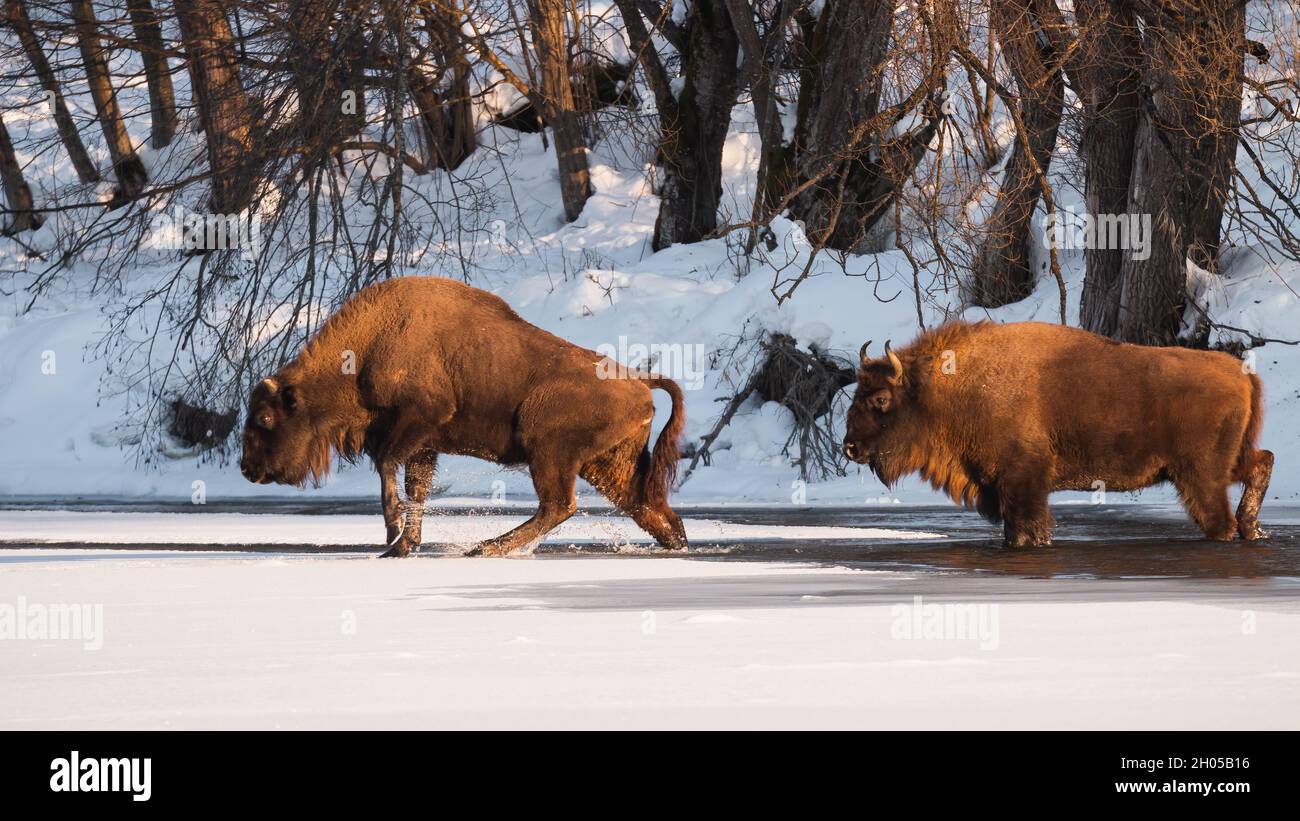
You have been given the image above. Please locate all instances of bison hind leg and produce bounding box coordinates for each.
[630,504,688,550]
[1235,449,1273,541]
[467,460,579,557]
[580,437,687,550]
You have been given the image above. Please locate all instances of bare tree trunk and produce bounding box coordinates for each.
[127,0,177,149]
[175,0,256,213]
[969,0,1066,307]
[410,4,475,171]
[788,0,894,248]
[1183,1,1246,271]
[654,0,737,248]
[725,0,797,221]
[1115,0,1247,345]
[3,0,100,183]
[754,6,821,213]
[0,112,41,234]
[783,0,950,252]
[527,0,591,222]
[70,0,147,203]
[1072,0,1141,336]
[615,0,738,248]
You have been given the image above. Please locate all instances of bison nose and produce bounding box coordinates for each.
[843,441,858,460]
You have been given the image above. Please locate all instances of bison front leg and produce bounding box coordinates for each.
[400,450,438,551]
[1177,475,1237,542]
[999,459,1054,548]
[378,459,410,558]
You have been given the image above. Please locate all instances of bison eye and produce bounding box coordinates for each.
[256,413,274,430]
[869,390,892,413]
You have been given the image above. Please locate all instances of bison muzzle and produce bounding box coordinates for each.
[240,276,688,557]
[844,321,1274,547]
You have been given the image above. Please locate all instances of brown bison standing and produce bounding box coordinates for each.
[240,277,688,556]
[844,321,1273,547]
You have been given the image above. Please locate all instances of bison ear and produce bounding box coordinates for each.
[859,340,872,366]
[884,341,903,384]
[282,384,300,413]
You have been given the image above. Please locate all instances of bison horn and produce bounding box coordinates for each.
[261,377,279,395]
[859,340,872,365]
[884,341,903,384]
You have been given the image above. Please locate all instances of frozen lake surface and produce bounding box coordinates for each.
[4,499,1299,580]
[2,501,1298,729]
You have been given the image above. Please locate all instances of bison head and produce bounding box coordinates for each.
[843,340,905,468]
[239,376,318,486]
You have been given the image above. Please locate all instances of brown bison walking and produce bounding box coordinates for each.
[240,276,688,556]
[844,321,1273,547]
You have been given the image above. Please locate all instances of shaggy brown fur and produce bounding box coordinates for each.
[240,276,687,556]
[844,321,1273,547]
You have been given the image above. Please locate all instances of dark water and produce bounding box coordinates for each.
[1,498,1299,583]
[685,504,1300,581]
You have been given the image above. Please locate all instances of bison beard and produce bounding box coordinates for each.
[239,276,687,556]
[844,321,1274,547]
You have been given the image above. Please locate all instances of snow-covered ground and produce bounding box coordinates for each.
[2,546,1296,730]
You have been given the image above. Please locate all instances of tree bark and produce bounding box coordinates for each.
[3,0,100,183]
[1071,0,1141,337]
[70,0,147,203]
[787,0,895,249]
[526,0,591,222]
[175,0,256,213]
[753,6,820,214]
[969,0,1066,307]
[1115,0,1247,345]
[0,112,41,234]
[127,0,177,149]
[725,0,797,220]
[784,0,949,252]
[1182,1,1246,271]
[410,4,476,172]
[652,0,738,248]
[615,0,739,248]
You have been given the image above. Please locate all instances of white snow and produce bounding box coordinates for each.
[1,549,1295,729]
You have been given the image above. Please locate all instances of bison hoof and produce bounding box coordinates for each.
[379,544,410,558]
[1241,525,1268,541]
[1004,534,1051,549]
[466,540,532,558]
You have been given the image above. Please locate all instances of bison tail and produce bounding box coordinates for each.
[1235,372,1265,481]
[643,377,685,507]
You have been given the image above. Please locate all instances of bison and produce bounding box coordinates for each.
[239,276,688,557]
[844,321,1273,547]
